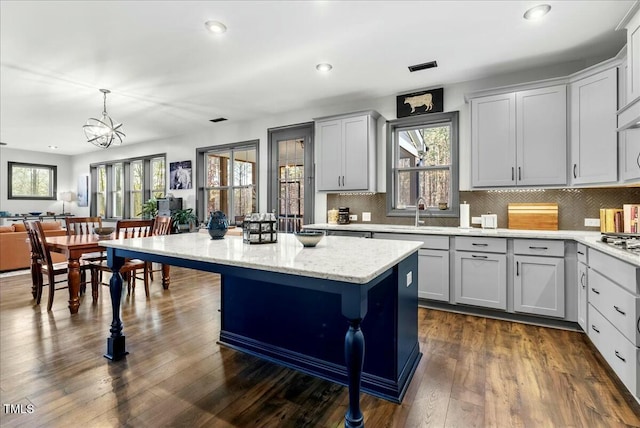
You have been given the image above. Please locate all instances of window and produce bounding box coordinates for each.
[91,154,165,219]
[8,162,57,200]
[387,111,459,217]
[197,141,258,222]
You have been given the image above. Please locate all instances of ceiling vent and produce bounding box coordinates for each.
[408,61,438,72]
[209,117,228,123]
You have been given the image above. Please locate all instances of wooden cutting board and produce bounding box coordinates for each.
[508,203,558,230]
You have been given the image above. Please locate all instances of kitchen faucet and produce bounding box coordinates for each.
[414,196,427,227]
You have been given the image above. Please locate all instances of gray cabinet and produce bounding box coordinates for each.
[372,232,449,302]
[569,67,618,184]
[621,5,640,102]
[577,244,588,331]
[315,111,378,192]
[454,237,507,310]
[586,248,640,401]
[418,249,449,302]
[470,85,566,188]
[513,239,565,318]
[620,127,640,182]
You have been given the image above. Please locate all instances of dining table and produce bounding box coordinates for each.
[45,234,170,314]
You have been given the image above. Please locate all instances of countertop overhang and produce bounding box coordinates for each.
[99,232,422,284]
[304,223,640,266]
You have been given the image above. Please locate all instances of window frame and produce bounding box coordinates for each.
[196,140,259,223]
[386,111,459,218]
[90,154,165,220]
[7,161,58,200]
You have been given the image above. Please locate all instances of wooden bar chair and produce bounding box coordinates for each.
[91,219,155,297]
[25,220,97,311]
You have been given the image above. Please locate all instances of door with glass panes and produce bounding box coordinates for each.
[268,124,314,233]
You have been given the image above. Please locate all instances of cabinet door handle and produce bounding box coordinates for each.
[573,163,577,179]
[615,350,626,363]
[471,255,488,259]
[528,246,548,250]
[614,305,626,316]
[637,151,640,168]
[518,166,521,181]
[591,287,600,295]
[342,176,345,186]
[511,167,515,181]
[577,251,585,255]
[591,325,600,334]
[472,243,488,247]
[338,176,341,187]
[580,272,586,288]
[516,261,520,276]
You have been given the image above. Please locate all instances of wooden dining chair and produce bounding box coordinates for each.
[91,218,155,297]
[25,220,97,311]
[147,215,173,282]
[65,216,107,284]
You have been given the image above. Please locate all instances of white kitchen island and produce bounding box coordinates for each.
[100,232,422,428]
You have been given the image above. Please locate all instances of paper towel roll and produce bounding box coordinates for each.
[459,202,470,229]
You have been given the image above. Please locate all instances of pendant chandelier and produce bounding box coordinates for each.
[83,89,125,148]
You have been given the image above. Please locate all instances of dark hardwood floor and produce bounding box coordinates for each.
[1,267,639,427]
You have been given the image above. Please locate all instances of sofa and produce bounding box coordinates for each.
[0,221,67,272]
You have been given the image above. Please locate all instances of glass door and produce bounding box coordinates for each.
[268,124,314,233]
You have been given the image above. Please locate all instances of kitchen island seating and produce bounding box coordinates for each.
[25,220,97,310]
[90,219,154,297]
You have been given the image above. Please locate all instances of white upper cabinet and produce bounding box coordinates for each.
[315,111,379,192]
[569,67,618,185]
[620,4,640,102]
[470,85,567,188]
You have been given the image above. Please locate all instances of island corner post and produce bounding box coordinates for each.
[101,235,421,428]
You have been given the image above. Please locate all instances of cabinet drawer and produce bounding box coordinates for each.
[588,305,639,398]
[576,243,588,264]
[454,236,506,253]
[589,249,640,294]
[513,239,564,257]
[589,268,640,346]
[373,232,449,250]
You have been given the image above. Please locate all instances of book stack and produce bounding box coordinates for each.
[600,205,640,233]
[623,204,640,233]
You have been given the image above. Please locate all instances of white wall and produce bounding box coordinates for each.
[0,147,73,215]
[4,57,595,222]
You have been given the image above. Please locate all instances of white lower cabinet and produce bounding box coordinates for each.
[372,233,449,302]
[454,237,507,310]
[577,261,588,331]
[418,249,449,301]
[577,244,588,331]
[512,239,565,318]
[586,248,640,402]
[588,305,639,398]
[513,255,565,318]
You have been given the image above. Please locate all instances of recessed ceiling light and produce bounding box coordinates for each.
[316,63,333,72]
[523,4,551,20]
[48,145,58,149]
[205,20,227,34]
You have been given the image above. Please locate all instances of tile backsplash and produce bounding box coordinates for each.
[326,188,640,230]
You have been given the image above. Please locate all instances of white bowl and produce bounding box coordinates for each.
[294,231,324,247]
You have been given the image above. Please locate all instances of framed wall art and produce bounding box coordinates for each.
[77,174,89,207]
[170,160,192,190]
[396,87,444,118]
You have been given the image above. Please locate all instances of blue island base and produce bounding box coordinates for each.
[218,254,421,403]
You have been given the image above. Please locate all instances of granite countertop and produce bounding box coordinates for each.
[100,232,422,284]
[304,223,640,266]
